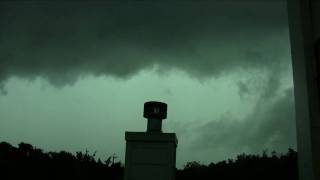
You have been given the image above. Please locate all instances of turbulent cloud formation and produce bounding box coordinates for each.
[0,1,288,91]
[190,72,296,156]
[195,88,295,153]
[0,1,296,165]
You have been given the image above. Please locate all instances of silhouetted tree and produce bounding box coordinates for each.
[177,148,298,180]
[0,141,123,180]
[0,141,297,180]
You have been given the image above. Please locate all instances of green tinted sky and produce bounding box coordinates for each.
[0,0,296,167]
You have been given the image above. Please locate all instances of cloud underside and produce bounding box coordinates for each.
[0,1,289,88]
[0,1,296,154]
[191,87,296,156]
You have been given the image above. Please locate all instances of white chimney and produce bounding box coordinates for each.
[124,101,178,180]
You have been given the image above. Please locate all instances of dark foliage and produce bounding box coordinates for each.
[0,141,123,180]
[177,149,298,180]
[0,141,297,180]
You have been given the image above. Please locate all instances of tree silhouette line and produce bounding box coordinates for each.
[177,149,298,180]
[0,141,297,180]
[0,141,123,180]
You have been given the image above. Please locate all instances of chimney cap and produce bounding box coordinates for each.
[143,101,167,120]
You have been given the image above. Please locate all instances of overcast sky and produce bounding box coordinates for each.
[0,0,296,168]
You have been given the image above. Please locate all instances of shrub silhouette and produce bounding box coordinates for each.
[0,141,297,180]
[176,148,298,180]
[0,141,123,180]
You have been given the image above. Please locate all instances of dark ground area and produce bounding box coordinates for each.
[0,141,297,180]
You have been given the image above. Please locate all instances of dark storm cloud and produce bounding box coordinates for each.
[0,1,288,91]
[189,53,296,154]
[237,80,250,98]
[190,84,296,155]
